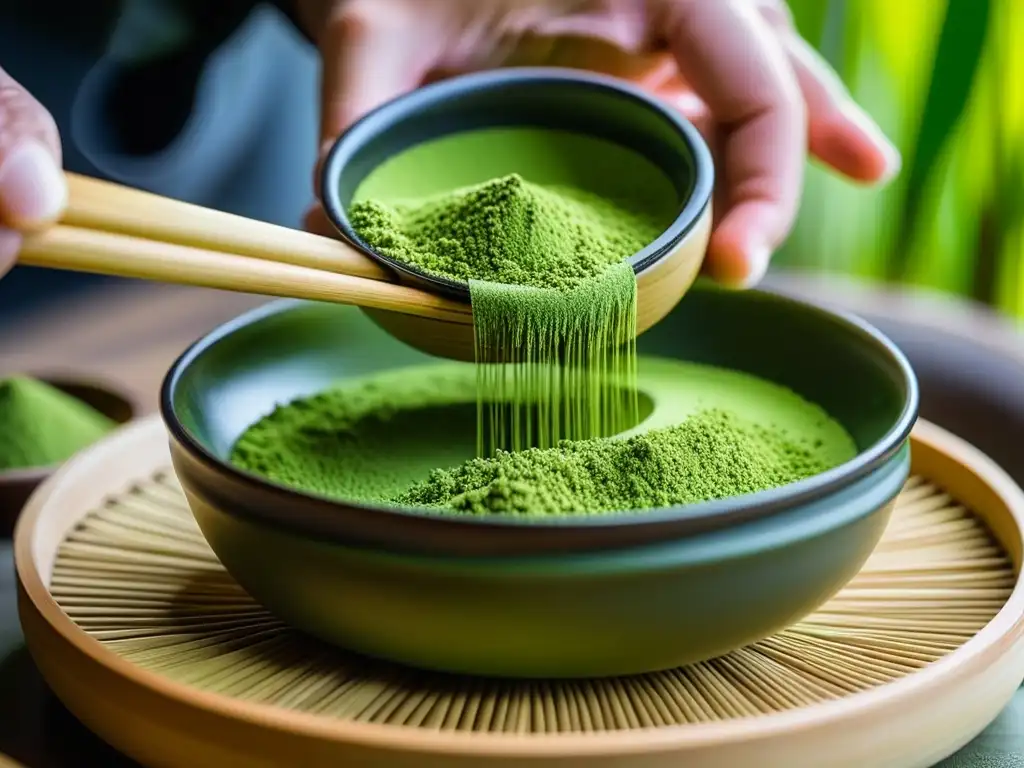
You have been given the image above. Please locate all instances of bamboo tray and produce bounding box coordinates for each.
[15,416,1024,767]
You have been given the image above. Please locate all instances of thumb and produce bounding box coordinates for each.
[0,66,66,278]
[0,66,66,232]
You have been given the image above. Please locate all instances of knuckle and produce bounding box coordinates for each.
[325,0,386,43]
[0,77,61,157]
[779,86,808,136]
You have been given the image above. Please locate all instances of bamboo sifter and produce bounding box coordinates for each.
[15,416,1024,767]
[17,173,473,325]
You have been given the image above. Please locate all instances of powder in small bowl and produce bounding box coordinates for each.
[0,377,117,470]
[349,172,663,290]
[349,170,663,456]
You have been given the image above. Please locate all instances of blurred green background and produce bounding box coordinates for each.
[782,0,1023,317]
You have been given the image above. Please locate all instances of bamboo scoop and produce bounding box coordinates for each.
[17,173,473,326]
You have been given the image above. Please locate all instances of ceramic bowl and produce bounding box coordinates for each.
[319,68,714,361]
[0,375,136,534]
[164,287,917,557]
[162,287,917,677]
[188,452,904,678]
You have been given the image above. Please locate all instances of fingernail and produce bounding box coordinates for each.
[0,140,67,228]
[877,140,903,183]
[739,242,772,289]
[840,101,902,183]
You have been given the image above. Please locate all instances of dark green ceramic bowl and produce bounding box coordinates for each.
[162,286,916,677]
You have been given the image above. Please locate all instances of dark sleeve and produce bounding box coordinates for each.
[95,0,310,157]
[177,0,309,54]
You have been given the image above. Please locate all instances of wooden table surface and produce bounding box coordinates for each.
[1,272,1023,768]
[0,282,267,413]
[1,271,1020,413]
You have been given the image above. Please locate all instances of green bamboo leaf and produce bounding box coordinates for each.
[788,0,831,48]
[891,0,991,280]
[818,0,847,69]
[994,148,1024,314]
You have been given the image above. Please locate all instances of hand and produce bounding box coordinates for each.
[0,66,68,280]
[297,0,900,288]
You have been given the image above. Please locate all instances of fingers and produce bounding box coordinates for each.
[661,0,805,288]
[314,0,446,201]
[303,204,338,237]
[0,228,19,279]
[646,72,716,143]
[756,0,900,184]
[0,66,66,279]
[318,0,441,145]
[0,66,65,232]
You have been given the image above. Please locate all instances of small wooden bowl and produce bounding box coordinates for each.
[0,375,136,535]
[319,68,714,361]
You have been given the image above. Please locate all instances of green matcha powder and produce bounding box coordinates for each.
[395,410,833,516]
[230,161,853,516]
[350,173,661,456]
[231,363,853,517]
[0,377,115,470]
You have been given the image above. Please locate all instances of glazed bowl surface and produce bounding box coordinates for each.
[187,450,904,677]
[163,286,917,557]
[162,287,916,676]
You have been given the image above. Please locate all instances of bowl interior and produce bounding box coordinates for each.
[168,284,913,505]
[636,285,912,453]
[321,69,713,299]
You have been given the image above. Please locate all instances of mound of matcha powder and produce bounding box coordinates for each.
[0,377,116,470]
[348,173,663,290]
[350,172,665,456]
[395,409,835,516]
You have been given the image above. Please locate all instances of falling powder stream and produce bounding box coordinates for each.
[470,263,639,456]
[349,173,660,456]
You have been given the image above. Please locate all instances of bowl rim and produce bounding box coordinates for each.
[318,67,715,303]
[160,289,919,548]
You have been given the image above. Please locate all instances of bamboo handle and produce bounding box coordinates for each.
[63,173,390,281]
[19,226,473,324]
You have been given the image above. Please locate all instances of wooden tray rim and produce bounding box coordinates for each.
[13,415,1024,759]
